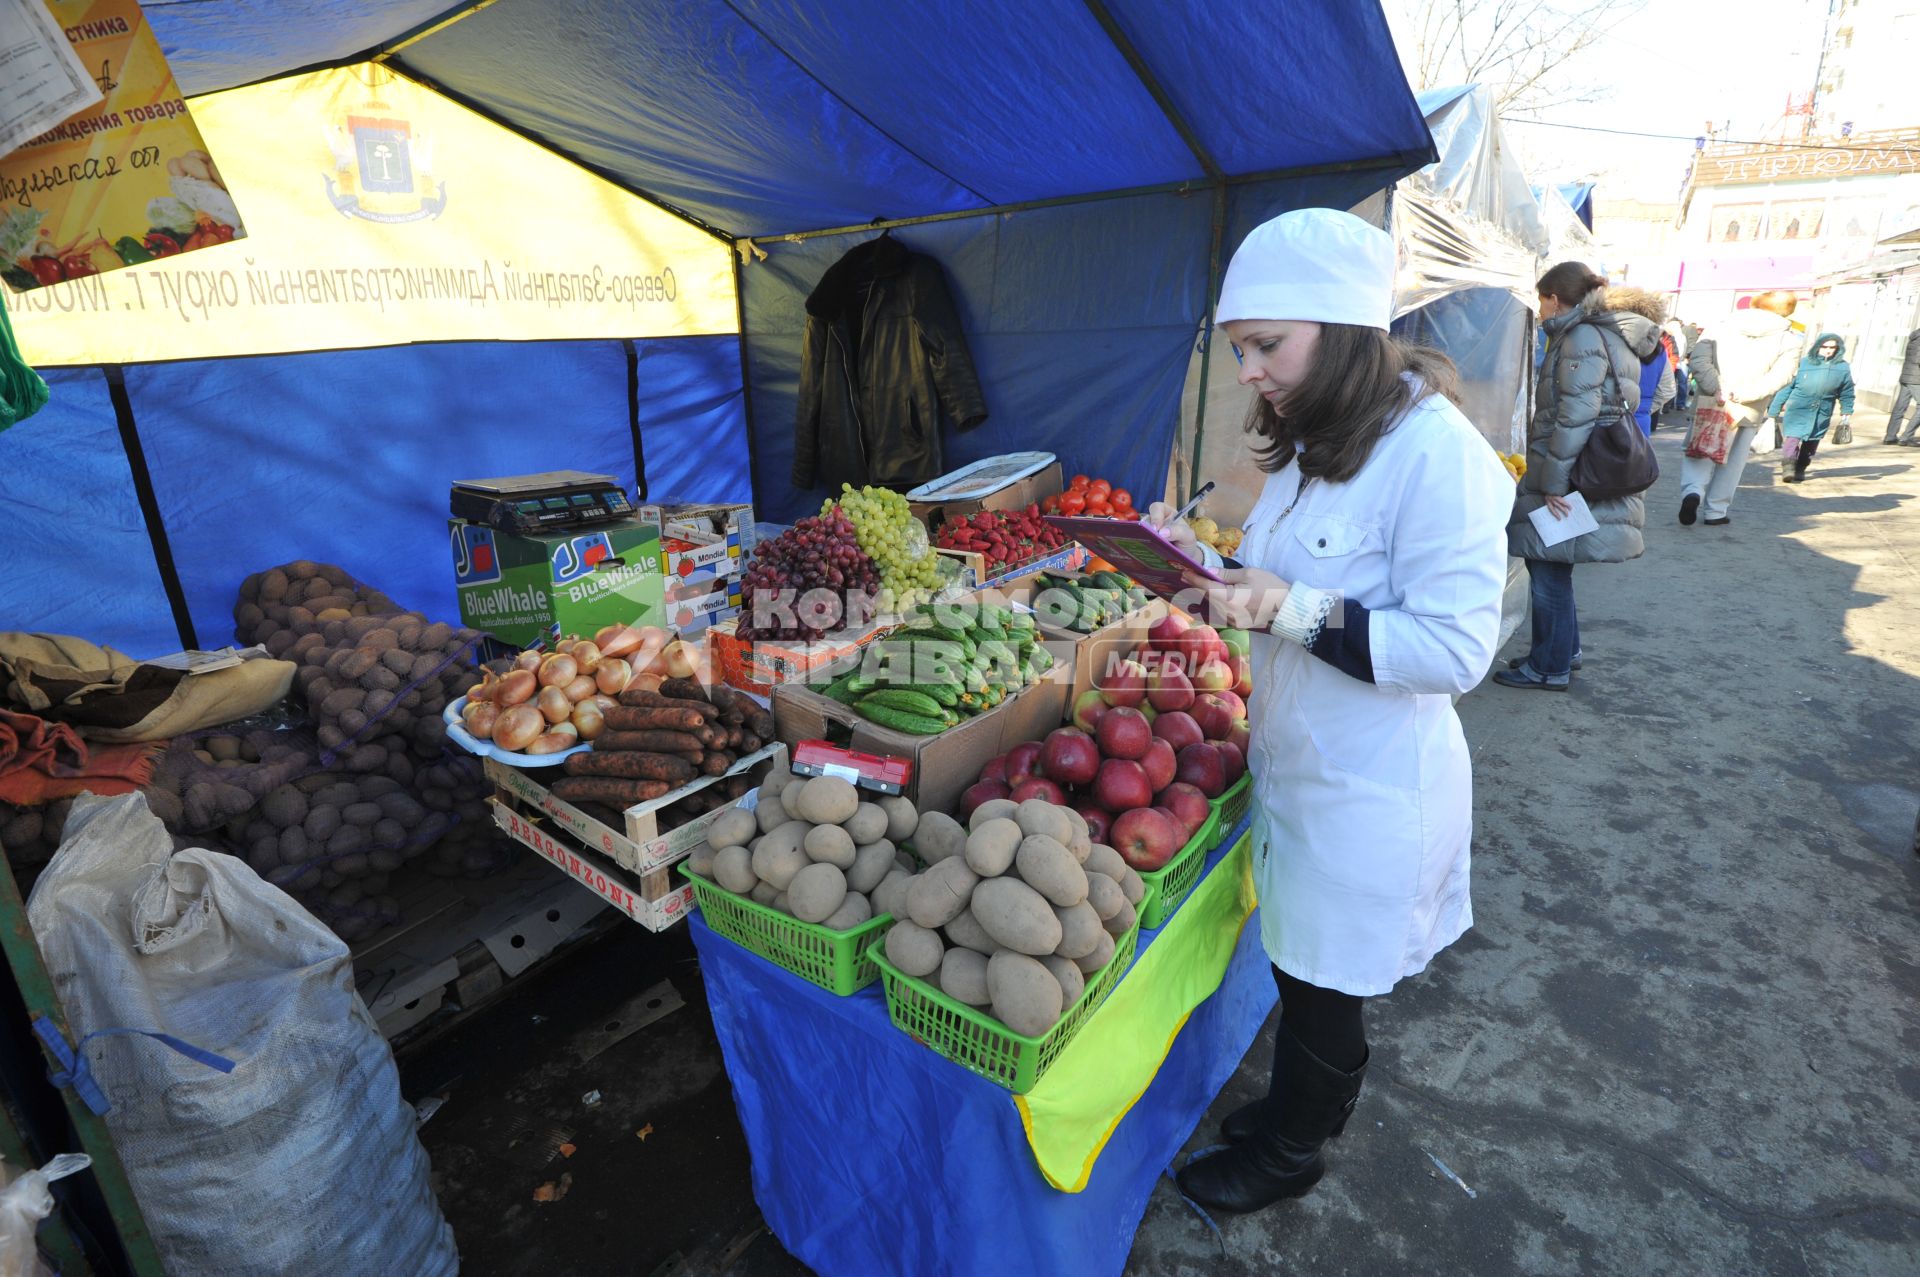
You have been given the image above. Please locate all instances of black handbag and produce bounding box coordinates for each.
[1569,349,1660,503]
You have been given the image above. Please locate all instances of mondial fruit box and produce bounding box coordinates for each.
[448,518,666,649]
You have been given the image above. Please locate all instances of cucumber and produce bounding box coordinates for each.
[856,701,947,734]
[1091,570,1131,592]
[861,688,948,719]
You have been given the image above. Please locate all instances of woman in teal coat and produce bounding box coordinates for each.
[1770,333,1854,483]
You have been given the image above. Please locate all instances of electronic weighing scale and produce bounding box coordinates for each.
[449,471,635,533]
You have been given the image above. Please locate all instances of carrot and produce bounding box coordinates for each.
[593,729,706,756]
[562,751,697,783]
[604,705,708,733]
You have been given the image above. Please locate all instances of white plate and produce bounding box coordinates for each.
[442,697,592,768]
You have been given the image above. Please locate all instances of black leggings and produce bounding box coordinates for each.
[1274,967,1367,1072]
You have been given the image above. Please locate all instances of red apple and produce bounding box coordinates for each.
[1216,741,1247,784]
[1093,757,1153,812]
[1040,727,1101,788]
[959,779,1011,819]
[1011,775,1066,805]
[1073,801,1114,844]
[1233,659,1253,699]
[1071,688,1111,733]
[1145,613,1191,656]
[1179,623,1223,664]
[1095,657,1148,709]
[1227,719,1251,757]
[1193,657,1234,693]
[1112,807,1183,871]
[1152,710,1205,753]
[1006,741,1043,788]
[1214,689,1247,721]
[1156,782,1212,838]
[980,754,1009,786]
[1095,706,1153,761]
[1138,702,1158,726]
[1146,665,1194,712]
[1140,737,1177,791]
[1189,695,1235,741]
[1175,742,1226,798]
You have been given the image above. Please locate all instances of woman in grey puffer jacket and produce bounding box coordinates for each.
[1495,262,1658,691]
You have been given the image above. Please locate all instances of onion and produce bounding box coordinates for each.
[513,650,542,673]
[563,673,598,703]
[569,640,602,674]
[589,693,618,711]
[538,652,578,687]
[595,657,631,695]
[547,720,579,744]
[537,685,573,724]
[595,624,642,658]
[525,731,576,755]
[497,669,537,706]
[555,636,579,655]
[631,634,668,676]
[631,671,664,695]
[462,700,500,739]
[662,640,698,679]
[571,700,605,740]
[493,705,544,752]
[464,677,496,704]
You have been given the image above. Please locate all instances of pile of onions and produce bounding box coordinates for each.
[459,624,711,755]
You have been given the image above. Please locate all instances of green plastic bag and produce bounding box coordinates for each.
[0,289,49,431]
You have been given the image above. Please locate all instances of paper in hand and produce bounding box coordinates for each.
[1527,492,1599,548]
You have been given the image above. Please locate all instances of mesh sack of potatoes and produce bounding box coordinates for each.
[146,726,324,834]
[0,797,75,894]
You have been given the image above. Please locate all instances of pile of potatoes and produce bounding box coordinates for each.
[687,765,920,933]
[882,798,1145,1039]
[146,728,319,833]
[0,797,74,894]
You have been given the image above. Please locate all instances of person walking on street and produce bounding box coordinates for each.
[1888,326,1920,445]
[1610,287,1671,435]
[1494,262,1655,691]
[1771,333,1854,483]
[1677,291,1802,527]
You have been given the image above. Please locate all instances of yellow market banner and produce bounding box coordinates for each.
[10,63,738,365]
[2,0,246,293]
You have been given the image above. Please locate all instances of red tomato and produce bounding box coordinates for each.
[1060,492,1088,516]
[1110,488,1132,511]
[1040,493,1061,514]
[1069,474,1091,492]
[1121,509,1142,521]
[1088,479,1112,500]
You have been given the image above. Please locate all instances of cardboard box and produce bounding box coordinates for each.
[933,542,1084,593]
[637,502,755,586]
[449,517,665,649]
[709,617,896,697]
[910,460,1062,535]
[662,573,744,634]
[771,665,1070,817]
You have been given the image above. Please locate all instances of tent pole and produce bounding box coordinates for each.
[1186,183,1229,506]
[370,0,503,60]
[104,366,199,651]
[751,152,1425,246]
[731,251,760,512]
[1079,0,1222,180]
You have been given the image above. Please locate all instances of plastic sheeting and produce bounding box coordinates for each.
[690,840,1276,1277]
[0,367,177,656]
[744,191,1214,523]
[398,0,1432,236]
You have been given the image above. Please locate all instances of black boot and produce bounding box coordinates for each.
[1177,1024,1368,1213]
[1218,1014,1361,1142]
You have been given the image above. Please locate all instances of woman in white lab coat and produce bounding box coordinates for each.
[1151,209,1511,1215]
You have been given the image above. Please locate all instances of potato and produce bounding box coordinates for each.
[942,907,997,956]
[1053,901,1104,960]
[1041,954,1087,1007]
[1074,930,1117,975]
[707,807,757,850]
[789,775,859,826]
[760,763,798,801]
[843,802,889,845]
[686,842,718,878]
[963,818,1021,878]
[1084,843,1129,883]
[822,891,872,932]
[1102,896,1137,936]
[771,891,791,915]
[1015,835,1087,907]
[989,951,1064,1037]
[1014,798,1073,845]
[968,797,1019,831]
[906,857,978,929]
[846,839,896,894]
[940,948,991,1007]
[1062,805,1089,846]
[971,877,1062,956]
[803,823,857,869]
[878,794,919,843]
[788,862,848,924]
[871,868,913,919]
[751,822,810,890]
[755,792,789,835]
[751,880,780,906]
[913,810,966,864]
[714,845,756,894]
[1119,866,1146,906]
[885,920,944,978]
[1085,872,1127,922]
[1065,827,1091,865]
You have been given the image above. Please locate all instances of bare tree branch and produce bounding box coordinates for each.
[1384,0,1647,115]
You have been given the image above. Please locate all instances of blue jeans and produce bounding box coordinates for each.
[1525,560,1578,680]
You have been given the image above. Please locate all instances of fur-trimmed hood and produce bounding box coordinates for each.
[1603,286,1669,326]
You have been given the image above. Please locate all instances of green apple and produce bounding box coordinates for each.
[1219,628,1251,659]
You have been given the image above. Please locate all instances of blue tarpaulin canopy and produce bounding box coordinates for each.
[2,1,1433,655]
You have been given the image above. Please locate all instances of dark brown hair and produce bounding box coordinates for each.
[1245,324,1462,482]
[1536,261,1607,309]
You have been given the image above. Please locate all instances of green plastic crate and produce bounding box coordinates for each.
[1135,807,1222,930]
[681,863,893,995]
[868,921,1139,1094]
[1211,774,1251,832]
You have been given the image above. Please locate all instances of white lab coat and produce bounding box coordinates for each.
[1236,387,1510,996]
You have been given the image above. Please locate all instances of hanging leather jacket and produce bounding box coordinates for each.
[792,236,987,491]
